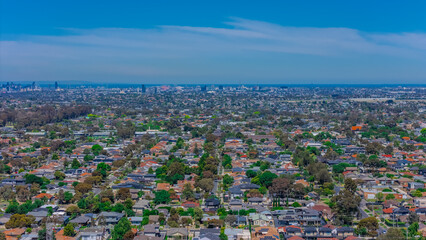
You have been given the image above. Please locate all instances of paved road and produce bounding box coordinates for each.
[212,179,219,195]
[359,199,369,219]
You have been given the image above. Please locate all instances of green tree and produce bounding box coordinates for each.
[97,162,111,178]
[331,178,361,225]
[5,214,35,228]
[154,190,170,204]
[63,223,76,236]
[64,191,74,203]
[358,217,378,237]
[195,178,214,193]
[332,163,355,174]
[111,217,132,240]
[375,192,384,202]
[38,227,46,240]
[194,207,203,223]
[116,188,131,201]
[181,183,195,200]
[259,171,278,188]
[91,144,103,155]
[222,154,232,169]
[24,174,43,185]
[246,170,257,178]
[54,171,66,180]
[223,174,234,186]
[74,183,92,194]
[386,194,395,200]
[408,222,419,237]
[167,162,185,184]
[71,159,81,169]
[219,231,228,240]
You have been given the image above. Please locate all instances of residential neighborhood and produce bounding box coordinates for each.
[0,85,425,240]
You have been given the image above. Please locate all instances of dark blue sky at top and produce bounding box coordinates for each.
[1,0,426,84]
[2,0,425,35]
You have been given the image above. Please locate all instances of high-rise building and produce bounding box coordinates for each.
[201,85,207,91]
[142,84,146,93]
[32,82,36,90]
[55,81,58,89]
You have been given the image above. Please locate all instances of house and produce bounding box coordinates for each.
[202,215,220,223]
[156,183,171,191]
[276,208,322,227]
[408,182,424,190]
[181,200,199,208]
[287,237,304,240]
[299,209,322,226]
[310,204,333,220]
[224,228,250,240]
[33,193,55,202]
[318,227,333,238]
[251,227,280,240]
[199,228,221,240]
[304,226,318,238]
[20,233,39,240]
[284,226,303,238]
[149,215,160,224]
[415,198,426,208]
[128,217,143,225]
[27,209,49,223]
[166,228,189,240]
[249,213,274,226]
[235,216,248,226]
[229,199,243,210]
[248,197,264,205]
[334,227,354,239]
[75,227,107,240]
[239,183,261,191]
[4,228,26,240]
[97,212,124,225]
[204,198,221,212]
[134,235,164,240]
[141,224,161,237]
[70,215,92,227]
[133,199,151,214]
[228,187,243,199]
[392,207,410,217]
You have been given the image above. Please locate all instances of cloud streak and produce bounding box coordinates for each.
[1,18,426,83]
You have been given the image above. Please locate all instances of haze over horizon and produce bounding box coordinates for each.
[1,0,426,84]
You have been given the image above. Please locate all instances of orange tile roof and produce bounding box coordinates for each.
[383,208,393,214]
[351,126,362,131]
[34,193,54,199]
[156,183,171,191]
[4,228,26,236]
[287,237,304,240]
[55,229,76,240]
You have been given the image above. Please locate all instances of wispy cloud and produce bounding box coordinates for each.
[1,18,426,83]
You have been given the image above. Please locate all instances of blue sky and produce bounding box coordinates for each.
[1,0,426,84]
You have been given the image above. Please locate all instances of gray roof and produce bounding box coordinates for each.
[70,215,91,224]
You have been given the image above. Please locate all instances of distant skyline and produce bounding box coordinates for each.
[1,1,426,84]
